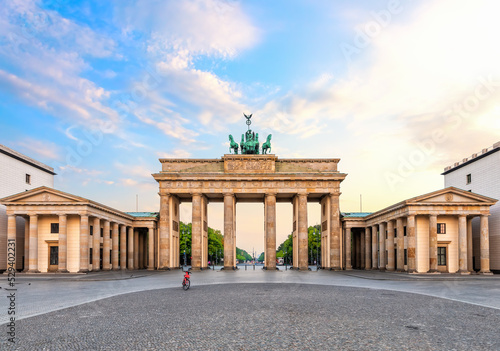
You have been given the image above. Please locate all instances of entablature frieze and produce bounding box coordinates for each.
[158,179,342,194]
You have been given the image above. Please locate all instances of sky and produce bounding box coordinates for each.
[1,0,500,254]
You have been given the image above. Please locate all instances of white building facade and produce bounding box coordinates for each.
[443,141,500,272]
[0,144,55,270]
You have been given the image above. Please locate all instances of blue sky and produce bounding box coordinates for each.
[1,0,500,253]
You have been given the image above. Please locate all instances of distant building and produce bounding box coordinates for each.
[443,141,500,272]
[0,144,55,270]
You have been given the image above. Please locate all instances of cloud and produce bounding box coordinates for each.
[16,137,61,161]
[115,0,259,137]
[0,0,120,131]
[157,150,192,158]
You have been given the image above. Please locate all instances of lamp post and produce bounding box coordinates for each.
[183,249,186,267]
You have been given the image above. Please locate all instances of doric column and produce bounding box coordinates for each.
[386,220,395,271]
[223,193,236,269]
[265,193,277,270]
[345,227,352,270]
[112,223,119,270]
[458,215,469,274]
[371,225,378,269]
[298,193,309,270]
[159,192,171,269]
[396,218,404,272]
[128,227,134,269]
[7,214,17,271]
[148,227,155,270]
[134,230,139,269]
[120,225,127,269]
[360,231,365,269]
[365,227,371,270]
[27,214,40,273]
[329,193,341,270]
[103,220,111,271]
[379,222,386,271]
[428,214,438,273]
[57,214,69,273]
[407,215,416,273]
[192,193,202,270]
[92,217,101,271]
[78,215,89,273]
[467,218,473,272]
[479,215,492,274]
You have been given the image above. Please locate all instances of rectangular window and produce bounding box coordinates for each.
[394,228,397,238]
[438,247,447,266]
[51,223,59,234]
[437,223,446,234]
[89,248,93,262]
[403,226,407,237]
[25,174,31,184]
[404,249,407,265]
[100,228,103,238]
[466,174,472,184]
[90,225,93,236]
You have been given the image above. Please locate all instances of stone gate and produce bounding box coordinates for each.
[153,154,347,270]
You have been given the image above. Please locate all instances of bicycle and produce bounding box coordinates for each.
[182,270,191,290]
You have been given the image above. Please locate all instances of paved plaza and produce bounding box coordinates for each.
[1,270,500,350]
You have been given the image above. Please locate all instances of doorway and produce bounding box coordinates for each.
[48,245,58,272]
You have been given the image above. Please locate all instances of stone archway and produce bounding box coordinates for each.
[153,154,346,270]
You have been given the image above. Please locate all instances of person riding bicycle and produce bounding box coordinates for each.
[182,270,191,290]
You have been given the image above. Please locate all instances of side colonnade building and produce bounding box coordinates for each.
[342,188,497,274]
[0,187,157,273]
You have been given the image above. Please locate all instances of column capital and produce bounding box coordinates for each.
[159,190,171,196]
[223,192,235,198]
[265,192,277,198]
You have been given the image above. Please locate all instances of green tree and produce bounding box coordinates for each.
[257,252,264,262]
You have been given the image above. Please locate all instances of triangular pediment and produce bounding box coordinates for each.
[0,187,87,204]
[407,187,497,205]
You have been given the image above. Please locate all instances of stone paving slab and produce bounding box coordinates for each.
[1,284,499,350]
[1,269,500,326]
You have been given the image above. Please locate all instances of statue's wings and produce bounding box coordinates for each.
[244,113,252,120]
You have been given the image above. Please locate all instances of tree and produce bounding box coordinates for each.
[257,252,264,262]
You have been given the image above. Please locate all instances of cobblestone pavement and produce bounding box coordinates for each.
[2,283,499,350]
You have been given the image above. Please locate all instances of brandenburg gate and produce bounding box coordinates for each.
[152,115,347,270]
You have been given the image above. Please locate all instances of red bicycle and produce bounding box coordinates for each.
[182,271,191,290]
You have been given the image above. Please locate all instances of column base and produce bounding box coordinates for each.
[157,267,171,271]
[379,268,386,272]
[364,267,371,271]
[26,269,41,273]
[113,268,121,271]
[479,271,493,275]
[56,269,69,273]
[458,270,471,275]
[427,269,440,274]
[387,268,395,272]
[345,266,353,271]
[396,269,405,273]
[329,266,342,271]
[78,269,88,273]
[147,267,155,271]
[407,269,417,274]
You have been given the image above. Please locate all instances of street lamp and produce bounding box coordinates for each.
[183,249,186,267]
[316,229,319,270]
